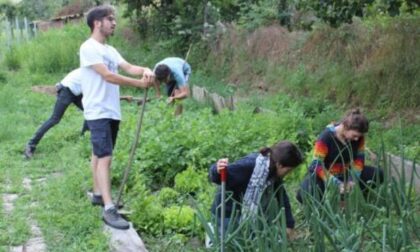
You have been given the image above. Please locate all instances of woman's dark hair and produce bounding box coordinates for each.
[154,64,171,82]
[260,141,304,173]
[342,108,369,133]
[86,5,115,32]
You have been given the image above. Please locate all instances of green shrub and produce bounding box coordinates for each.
[120,99,309,189]
[163,205,196,234]
[158,187,181,207]
[8,24,87,74]
[167,233,188,245]
[0,71,7,83]
[129,174,164,235]
[3,47,21,70]
[238,0,280,30]
[174,166,207,194]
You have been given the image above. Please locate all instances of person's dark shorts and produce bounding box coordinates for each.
[87,119,120,158]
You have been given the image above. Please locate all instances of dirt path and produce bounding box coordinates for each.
[4,177,46,252]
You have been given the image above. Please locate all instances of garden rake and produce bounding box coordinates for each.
[116,88,149,209]
[220,167,227,252]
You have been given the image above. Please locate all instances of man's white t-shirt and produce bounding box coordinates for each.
[61,68,82,96]
[79,38,126,120]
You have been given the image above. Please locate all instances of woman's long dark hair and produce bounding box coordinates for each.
[260,141,304,175]
[342,108,369,133]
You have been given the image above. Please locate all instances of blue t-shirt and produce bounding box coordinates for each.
[154,57,191,88]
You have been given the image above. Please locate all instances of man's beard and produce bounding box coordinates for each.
[100,27,114,37]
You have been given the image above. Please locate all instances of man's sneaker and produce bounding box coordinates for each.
[24,145,35,159]
[90,194,124,209]
[103,207,130,230]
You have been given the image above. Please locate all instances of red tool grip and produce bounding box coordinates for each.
[220,168,227,182]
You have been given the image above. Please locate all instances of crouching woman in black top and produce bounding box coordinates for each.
[296,109,384,204]
[209,141,304,238]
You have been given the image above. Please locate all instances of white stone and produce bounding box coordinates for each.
[29,220,43,237]
[25,237,46,252]
[2,194,18,214]
[104,222,148,252]
[9,245,23,252]
[22,177,32,191]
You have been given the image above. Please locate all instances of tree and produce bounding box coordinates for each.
[296,0,419,28]
[120,0,215,50]
[0,0,19,20]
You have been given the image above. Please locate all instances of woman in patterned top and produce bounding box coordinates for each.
[296,109,384,203]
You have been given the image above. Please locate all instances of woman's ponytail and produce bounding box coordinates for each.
[260,147,272,157]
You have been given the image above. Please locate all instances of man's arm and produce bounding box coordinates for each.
[168,85,189,103]
[172,85,189,99]
[153,80,161,98]
[91,64,150,88]
[119,62,154,80]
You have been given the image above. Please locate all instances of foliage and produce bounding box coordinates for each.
[296,0,419,28]
[238,0,294,30]
[174,166,207,194]
[296,0,374,28]
[369,118,420,161]
[17,0,67,19]
[0,0,18,19]
[119,0,263,51]
[158,187,181,207]
[163,205,196,234]
[0,70,6,83]
[128,174,164,235]
[3,23,87,73]
[201,14,419,112]
[1,0,100,20]
[367,0,419,16]
[3,46,21,70]
[114,99,309,191]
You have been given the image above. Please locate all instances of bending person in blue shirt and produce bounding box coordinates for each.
[209,141,304,239]
[154,57,191,115]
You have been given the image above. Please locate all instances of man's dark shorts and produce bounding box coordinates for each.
[87,119,120,158]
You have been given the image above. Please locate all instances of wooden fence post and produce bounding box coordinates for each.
[15,16,21,44]
[191,85,236,113]
[24,17,29,39]
[2,17,34,48]
[5,18,12,48]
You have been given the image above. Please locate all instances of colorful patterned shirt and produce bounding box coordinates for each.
[309,125,365,185]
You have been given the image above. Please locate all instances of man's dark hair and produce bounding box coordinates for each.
[86,5,115,32]
[154,64,171,82]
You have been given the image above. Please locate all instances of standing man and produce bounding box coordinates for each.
[80,5,154,229]
[154,57,191,115]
